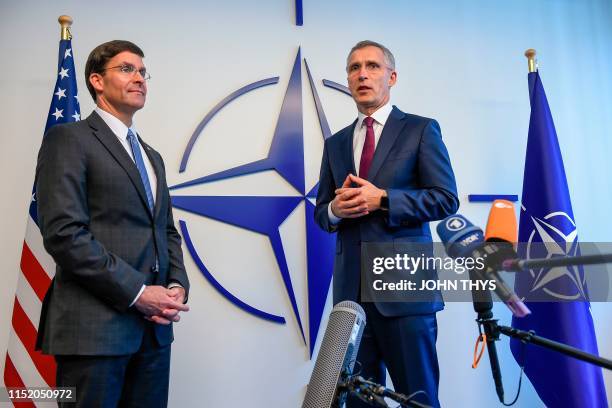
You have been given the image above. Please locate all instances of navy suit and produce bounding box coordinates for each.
[315,106,458,407]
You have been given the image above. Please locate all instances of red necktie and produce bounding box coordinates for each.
[359,116,375,179]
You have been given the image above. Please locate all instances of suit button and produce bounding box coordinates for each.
[151,265,159,273]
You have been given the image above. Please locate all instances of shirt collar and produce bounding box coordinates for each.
[356,102,393,129]
[94,106,138,140]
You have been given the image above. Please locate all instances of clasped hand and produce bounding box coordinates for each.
[330,174,385,219]
[135,285,189,325]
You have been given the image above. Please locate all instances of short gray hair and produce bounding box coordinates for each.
[346,40,395,71]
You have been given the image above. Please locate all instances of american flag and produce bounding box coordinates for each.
[3,37,80,407]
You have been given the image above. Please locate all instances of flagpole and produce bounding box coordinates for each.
[58,15,73,40]
[524,48,537,73]
[512,45,609,406]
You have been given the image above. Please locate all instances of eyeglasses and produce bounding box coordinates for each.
[347,62,393,75]
[101,64,151,80]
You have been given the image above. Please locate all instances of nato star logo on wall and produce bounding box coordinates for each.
[170,48,350,355]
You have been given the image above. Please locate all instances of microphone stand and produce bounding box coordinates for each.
[475,313,505,402]
[502,252,612,272]
[338,375,432,408]
[477,318,612,371]
[481,253,612,376]
[470,263,612,405]
[469,268,505,403]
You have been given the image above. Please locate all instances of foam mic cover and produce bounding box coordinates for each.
[302,301,366,408]
[484,200,519,270]
[436,214,484,258]
[485,200,518,243]
[437,216,492,315]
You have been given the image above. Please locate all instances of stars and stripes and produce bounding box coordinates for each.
[45,44,80,130]
[3,38,80,407]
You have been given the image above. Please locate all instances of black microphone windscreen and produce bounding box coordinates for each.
[436,214,484,258]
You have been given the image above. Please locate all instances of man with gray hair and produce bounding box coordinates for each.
[315,40,459,407]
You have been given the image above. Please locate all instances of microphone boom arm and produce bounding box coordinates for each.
[494,324,612,370]
[502,253,612,272]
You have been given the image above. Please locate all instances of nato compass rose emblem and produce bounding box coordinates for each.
[170,48,351,356]
[523,211,588,300]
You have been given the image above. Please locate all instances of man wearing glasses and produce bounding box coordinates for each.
[35,40,190,407]
[315,41,458,407]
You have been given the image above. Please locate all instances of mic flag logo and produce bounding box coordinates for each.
[445,216,466,232]
[523,210,587,300]
[170,48,350,356]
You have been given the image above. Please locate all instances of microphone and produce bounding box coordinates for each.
[435,214,493,315]
[302,301,366,408]
[484,200,518,243]
[436,215,505,403]
[483,199,520,271]
[481,200,530,317]
[436,214,530,317]
[485,199,612,273]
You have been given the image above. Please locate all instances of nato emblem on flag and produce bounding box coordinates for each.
[510,70,607,407]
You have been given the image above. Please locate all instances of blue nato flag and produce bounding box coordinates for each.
[510,69,607,407]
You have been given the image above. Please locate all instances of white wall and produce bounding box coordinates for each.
[1,0,611,406]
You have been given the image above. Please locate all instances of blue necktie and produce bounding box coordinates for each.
[127,129,155,213]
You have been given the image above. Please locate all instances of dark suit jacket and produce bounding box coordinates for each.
[314,106,459,316]
[35,111,190,355]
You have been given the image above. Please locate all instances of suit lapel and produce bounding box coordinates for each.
[140,136,164,220]
[367,106,407,182]
[86,112,153,220]
[342,120,358,176]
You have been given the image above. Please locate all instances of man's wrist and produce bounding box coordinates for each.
[130,284,146,307]
[328,201,342,224]
[168,281,188,303]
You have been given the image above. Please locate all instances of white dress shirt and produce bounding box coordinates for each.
[328,102,393,224]
[94,107,157,202]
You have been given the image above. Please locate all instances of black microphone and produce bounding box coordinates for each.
[484,200,612,273]
[436,214,506,403]
[302,301,366,408]
[436,214,530,317]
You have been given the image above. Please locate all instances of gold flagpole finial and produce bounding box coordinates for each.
[524,49,537,73]
[58,15,73,40]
